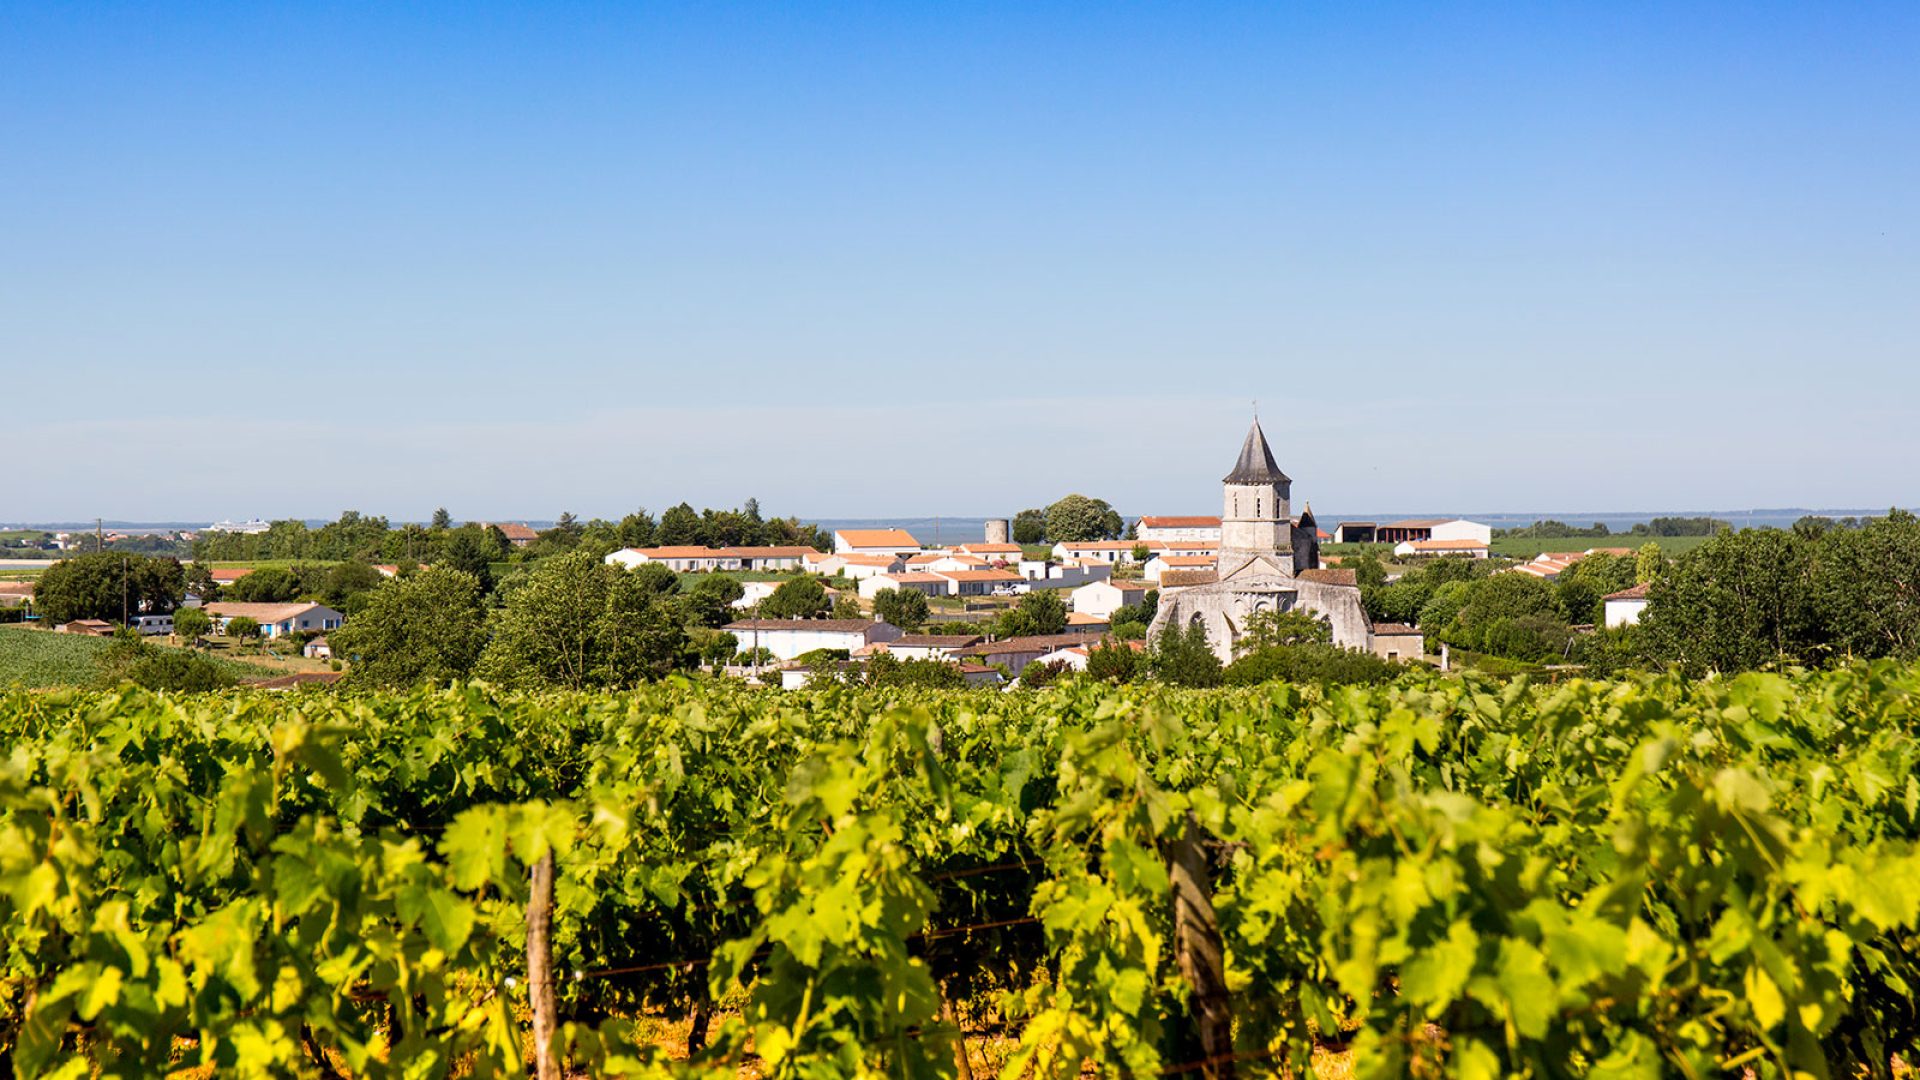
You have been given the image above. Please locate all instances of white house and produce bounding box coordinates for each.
[833,553,907,581]
[833,529,922,557]
[903,553,988,573]
[1030,639,1146,673]
[303,637,333,659]
[1017,560,1113,590]
[1603,583,1650,627]
[1368,623,1424,662]
[1393,538,1491,559]
[1051,541,1159,565]
[1070,578,1152,620]
[205,602,345,639]
[733,580,783,609]
[955,543,1024,563]
[932,568,1027,596]
[882,634,985,661]
[607,546,815,572]
[1143,554,1216,583]
[1156,540,1219,559]
[723,619,903,662]
[858,573,950,600]
[1135,516,1222,544]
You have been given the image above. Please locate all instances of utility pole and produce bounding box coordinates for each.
[122,557,129,626]
[96,518,103,553]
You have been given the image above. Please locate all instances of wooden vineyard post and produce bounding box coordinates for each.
[1168,813,1234,1080]
[527,849,560,1080]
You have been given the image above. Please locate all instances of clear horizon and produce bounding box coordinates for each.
[5,3,1916,520]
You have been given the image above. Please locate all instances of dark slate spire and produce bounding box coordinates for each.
[1222,418,1291,485]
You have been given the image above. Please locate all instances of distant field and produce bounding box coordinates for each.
[0,625,279,689]
[1489,535,1714,559]
[206,559,345,570]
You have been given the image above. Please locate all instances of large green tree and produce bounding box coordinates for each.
[1812,510,1920,661]
[33,553,186,624]
[1043,495,1124,543]
[225,567,302,604]
[871,587,930,632]
[1637,528,1819,674]
[1012,509,1047,545]
[476,551,692,688]
[760,576,831,620]
[330,567,490,686]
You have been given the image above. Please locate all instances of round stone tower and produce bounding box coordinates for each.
[983,518,1011,545]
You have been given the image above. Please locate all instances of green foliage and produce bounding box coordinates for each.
[1235,608,1332,654]
[0,625,269,688]
[331,567,490,687]
[1084,639,1142,682]
[1043,494,1124,542]
[760,576,830,620]
[94,635,241,691]
[681,573,742,630]
[224,565,302,603]
[1633,514,1729,536]
[860,652,968,688]
[224,616,260,642]
[31,552,186,624]
[1149,620,1222,687]
[1020,659,1073,688]
[171,606,212,643]
[1109,589,1158,638]
[871,587,930,632]
[1223,642,1400,686]
[5,668,1920,1075]
[477,550,693,689]
[997,589,1068,638]
[1012,508,1047,545]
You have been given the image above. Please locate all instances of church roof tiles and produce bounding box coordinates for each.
[1222,420,1291,485]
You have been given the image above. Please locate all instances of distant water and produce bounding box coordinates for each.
[10,508,1909,542]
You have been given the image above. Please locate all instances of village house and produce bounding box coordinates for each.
[1070,578,1152,620]
[1135,516,1223,543]
[880,634,984,661]
[954,542,1024,563]
[833,528,922,557]
[1143,554,1216,583]
[1603,583,1651,627]
[1338,518,1492,545]
[833,553,908,581]
[303,636,333,659]
[57,619,116,636]
[605,545,815,573]
[209,567,253,588]
[951,633,1112,673]
[205,601,345,638]
[1051,540,1159,565]
[722,618,903,662]
[1393,538,1492,559]
[1017,560,1113,590]
[1369,623,1425,662]
[932,568,1026,597]
[1029,638,1146,673]
[478,522,539,547]
[857,573,950,600]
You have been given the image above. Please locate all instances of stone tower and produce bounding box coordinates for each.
[1218,419,1293,578]
[983,518,1010,545]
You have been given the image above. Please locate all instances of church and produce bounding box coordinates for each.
[1146,419,1370,660]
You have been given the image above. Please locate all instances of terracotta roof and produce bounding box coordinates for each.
[893,634,984,648]
[1158,555,1216,567]
[1382,518,1452,529]
[1059,541,1163,552]
[1138,516,1221,528]
[1098,579,1150,592]
[487,523,539,541]
[1159,569,1220,587]
[835,528,920,548]
[1372,623,1419,635]
[724,619,884,633]
[952,633,1114,658]
[1604,583,1651,601]
[0,581,35,597]
[1066,613,1110,625]
[206,602,338,623]
[958,543,1023,554]
[836,553,903,567]
[1586,547,1637,557]
[1405,539,1490,552]
[933,569,1024,583]
[1296,568,1358,586]
[628,545,817,560]
[209,567,254,583]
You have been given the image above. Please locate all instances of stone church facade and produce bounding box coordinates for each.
[1147,419,1370,660]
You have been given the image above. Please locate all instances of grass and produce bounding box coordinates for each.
[1489,535,1715,559]
[0,625,281,689]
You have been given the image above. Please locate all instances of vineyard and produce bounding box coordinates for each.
[3,667,1920,1078]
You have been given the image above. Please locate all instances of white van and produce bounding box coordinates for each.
[131,614,174,636]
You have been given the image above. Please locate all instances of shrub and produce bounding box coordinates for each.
[1224,644,1401,687]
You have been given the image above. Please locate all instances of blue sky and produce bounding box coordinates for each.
[4,2,1916,522]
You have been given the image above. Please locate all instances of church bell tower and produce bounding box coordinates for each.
[1219,418,1293,577]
